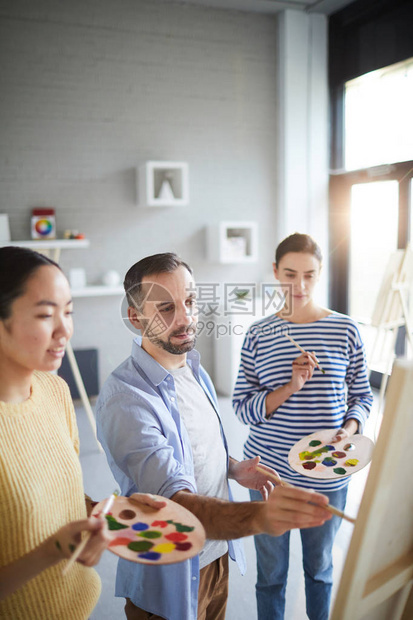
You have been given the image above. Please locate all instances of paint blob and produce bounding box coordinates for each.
[119,509,137,520]
[303,461,317,470]
[344,459,359,467]
[138,551,162,561]
[309,440,322,447]
[175,542,193,551]
[109,537,136,548]
[322,457,337,467]
[165,532,188,542]
[333,467,347,475]
[344,443,356,451]
[332,451,347,459]
[152,520,168,528]
[311,446,330,457]
[138,530,162,539]
[132,522,150,531]
[105,515,129,530]
[325,445,335,451]
[176,524,194,533]
[166,520,195,533]
[151,543,176,554]
[128,540,154,552]
[299,451,312,461]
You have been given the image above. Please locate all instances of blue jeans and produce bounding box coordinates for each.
[250,486,348,620]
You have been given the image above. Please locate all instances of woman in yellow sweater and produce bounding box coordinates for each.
[0,245,109,618]
[0,246,165,619]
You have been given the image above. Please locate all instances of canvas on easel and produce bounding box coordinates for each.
[331,359,413,620]
[365,246,413,412]
[370,245,413,334]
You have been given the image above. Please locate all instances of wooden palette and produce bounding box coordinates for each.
[288,429,374,479]
[92,495,206,565]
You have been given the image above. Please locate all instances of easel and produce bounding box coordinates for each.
[331,360,413,620]
[364,246,413,417]
[64,342,101,450]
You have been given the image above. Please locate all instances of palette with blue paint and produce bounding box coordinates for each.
[92,494,205,565]
[288,429,374,479]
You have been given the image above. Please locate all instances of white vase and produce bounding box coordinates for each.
[158,179,175,201]
[102,270,121,287]
[0,214,11,241]
[69,268,86,289]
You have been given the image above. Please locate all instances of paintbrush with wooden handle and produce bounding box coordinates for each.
[255,466,355,524]
[284,333,326,374]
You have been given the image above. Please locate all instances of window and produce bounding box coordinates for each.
[345,58,413,171]
[349,181,398,320]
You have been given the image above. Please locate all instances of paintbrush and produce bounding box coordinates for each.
[62,491,118,575]
[255,466,355,524]
[284,333,326,374]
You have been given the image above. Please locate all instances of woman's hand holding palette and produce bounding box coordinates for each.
[288,429,374,479]
[92,494,206,565]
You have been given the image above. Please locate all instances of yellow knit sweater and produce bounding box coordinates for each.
[0,371,101,619]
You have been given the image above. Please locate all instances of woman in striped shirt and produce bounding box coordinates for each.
[232,233,373,620]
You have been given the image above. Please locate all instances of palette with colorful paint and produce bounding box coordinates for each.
[288,429,374,479]
[92,495,206,565]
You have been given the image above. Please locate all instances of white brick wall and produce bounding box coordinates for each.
[0,0,279,382]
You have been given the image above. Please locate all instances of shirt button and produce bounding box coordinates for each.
[192,576,197,581]
[171,396,175,402]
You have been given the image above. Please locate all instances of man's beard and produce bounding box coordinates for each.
[149,325,197,355]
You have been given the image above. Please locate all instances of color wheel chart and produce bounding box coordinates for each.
[92,495,206,565]
[288,429,374,479]
[33,218,53,236]
[31,208,56,239]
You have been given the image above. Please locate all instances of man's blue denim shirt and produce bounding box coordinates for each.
[95,337,246,620]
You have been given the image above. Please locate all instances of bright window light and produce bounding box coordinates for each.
[349,181,398,320]
[345,58,413,171]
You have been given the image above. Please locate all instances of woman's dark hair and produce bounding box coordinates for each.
[124,252,193,310]
[0,246,61,319]
[275,233,322,267]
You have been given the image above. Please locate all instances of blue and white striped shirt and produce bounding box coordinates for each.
[232,312,373,491]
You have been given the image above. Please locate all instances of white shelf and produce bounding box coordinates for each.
[71,286,124,298]
[207,221,258,264]
[2,240,124,298]
[1,240,123,298]
[138,161,189,207]
[1,239,90,250]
